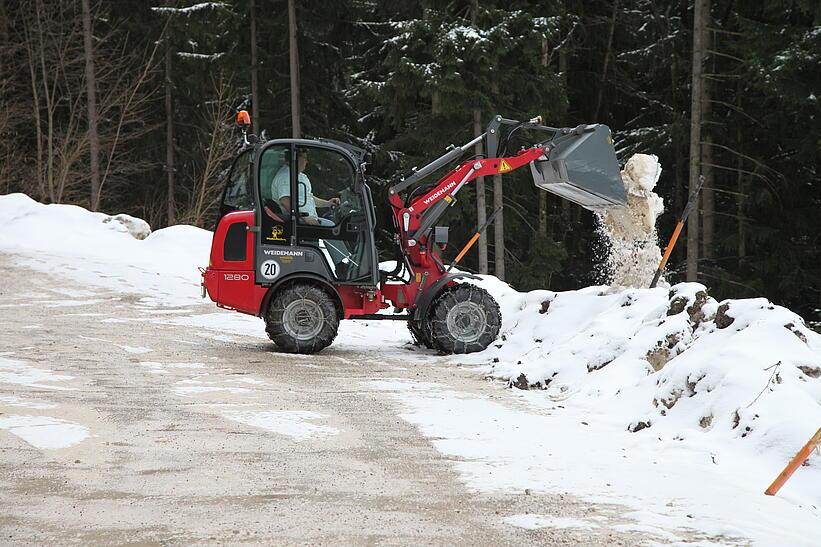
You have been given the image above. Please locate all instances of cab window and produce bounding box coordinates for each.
[258,144,291,246]
[218,150,254,223]
[294,146,374,283]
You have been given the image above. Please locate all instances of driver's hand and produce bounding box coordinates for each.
[329,197,341,207]
[302,216,320,225]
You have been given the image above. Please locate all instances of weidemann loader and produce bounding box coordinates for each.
[202,113,627,354]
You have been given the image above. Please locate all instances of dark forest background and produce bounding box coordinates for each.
[1,1,819,324]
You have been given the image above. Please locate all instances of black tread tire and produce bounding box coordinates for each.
[264,282,339,354]
[408,318,435,349]
[428,284,501,354]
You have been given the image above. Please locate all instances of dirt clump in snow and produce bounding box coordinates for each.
[686,290,709,326]
[645,333,681,371]
[784,322,808,344]
[512,373,530,390]
[598,154,665,289]
[715,303,735,329]
[628,420,651,433]
[668,295,688,316]
[798,365,820,378]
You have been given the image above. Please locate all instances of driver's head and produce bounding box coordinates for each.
[297,149,308,172]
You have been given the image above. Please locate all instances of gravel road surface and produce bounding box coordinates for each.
[0,255,677,545]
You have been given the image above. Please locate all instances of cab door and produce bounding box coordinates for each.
[252,141,378,287]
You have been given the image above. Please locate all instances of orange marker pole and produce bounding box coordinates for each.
[650,175,705,288]
[765,427,821,496]
[447,207,502,273]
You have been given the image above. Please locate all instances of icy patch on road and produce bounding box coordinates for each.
[0,415,89,449]
[121,345,153,354]
[0,357,74,390]
[140,361,207,374]
[503,514,599,530]
[223,410,338,440]
[168,313,267,340]
[172,383,252,396]
[48,287,97,298]
[0,395,57,409]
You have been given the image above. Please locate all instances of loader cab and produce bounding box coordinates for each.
[252,140,378,288]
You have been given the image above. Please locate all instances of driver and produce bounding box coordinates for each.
[271,150,340,226]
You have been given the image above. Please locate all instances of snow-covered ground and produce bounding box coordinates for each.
[1,192,819,545]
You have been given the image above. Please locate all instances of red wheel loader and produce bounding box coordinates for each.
[202,113,627,354]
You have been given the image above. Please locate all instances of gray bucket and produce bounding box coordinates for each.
[530,125,627,210]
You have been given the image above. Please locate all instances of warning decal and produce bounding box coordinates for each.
[498,159,513,173]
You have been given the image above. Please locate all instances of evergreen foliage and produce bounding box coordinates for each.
[0,0,818,321]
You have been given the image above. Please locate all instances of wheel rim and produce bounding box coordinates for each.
[445,301,487,344]
[282,299,325,341]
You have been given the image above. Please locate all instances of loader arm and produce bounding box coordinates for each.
[386,114,627,280]
[389,145,545,244]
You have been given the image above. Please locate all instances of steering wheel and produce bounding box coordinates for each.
[320,188,357,224]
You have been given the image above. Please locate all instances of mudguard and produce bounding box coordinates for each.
[413,272,481,321]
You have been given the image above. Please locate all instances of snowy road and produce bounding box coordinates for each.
[0,255,683,545]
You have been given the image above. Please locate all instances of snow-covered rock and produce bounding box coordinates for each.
[102,213,151,240]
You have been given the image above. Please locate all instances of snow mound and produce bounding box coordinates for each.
[467,275,821,475]
[0,193,211,305]
[598,154,665,289]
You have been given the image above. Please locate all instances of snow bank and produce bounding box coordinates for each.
[465,274,821,500]
[0,193,210,305]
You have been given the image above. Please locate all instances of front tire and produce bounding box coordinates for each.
[408,317,435,349]
[265,283,339,354]
[428,284,501,354]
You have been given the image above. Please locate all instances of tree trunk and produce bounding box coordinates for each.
[23,17,45,199]
[558,15,570,219]
[473,110,488,274]
[35,0,54,202]
[736,121,745,259]
[493,173,504,280]
[470,1,487,274]
[165,41,175,225]
[594,0,619,120]
[538,37,549,237]
[701,135,714,259]
[250,0,259,134]
[287,0,301,138]
[701,30,714,260]
[81,0,101,211]
[686,0,708,281]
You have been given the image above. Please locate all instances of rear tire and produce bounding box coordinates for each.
[428,284,501,354]
[264,283,339,354]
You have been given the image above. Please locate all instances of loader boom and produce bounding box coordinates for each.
[387,115,627,274]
